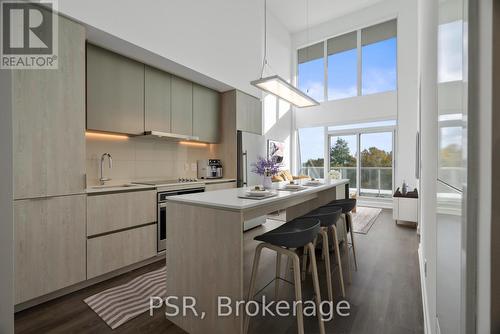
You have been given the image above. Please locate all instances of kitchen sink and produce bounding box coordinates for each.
[89,184,139,190]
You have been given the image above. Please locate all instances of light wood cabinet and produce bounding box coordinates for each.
[193,84,220,143]
[14,195,86,304]
[12,16,86,199]
[236,90,262,135]
[87,224,157,279]
[145,65,172,133]
[171,76,193,135]
[86,44,145,135]
[205,181,236,192]
[87,190,156,236]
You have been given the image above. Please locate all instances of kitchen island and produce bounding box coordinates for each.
[165,179,349,334]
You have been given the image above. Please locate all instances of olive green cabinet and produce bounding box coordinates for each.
[145,66,171,133]
[193,84,220,143]
[171,76,193,136]
[86,44,145,135]
[236,90,262,135]
[12,15,86,199]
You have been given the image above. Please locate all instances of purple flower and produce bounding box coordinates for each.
[251,156,282,176]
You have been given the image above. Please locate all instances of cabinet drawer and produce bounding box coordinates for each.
[87,224,157,279]
[205,182,236,192]
[87,190,156,236]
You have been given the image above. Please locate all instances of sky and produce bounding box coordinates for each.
[298,37,397,101]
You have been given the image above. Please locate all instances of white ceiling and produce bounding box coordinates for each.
[267,0,385,33]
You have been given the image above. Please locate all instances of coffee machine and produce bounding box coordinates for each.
[197,159,223,179]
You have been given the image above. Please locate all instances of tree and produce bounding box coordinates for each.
[360,147,392,167]
[303,158,324,167]
[330,138,356,167]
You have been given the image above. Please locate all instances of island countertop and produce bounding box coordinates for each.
[166,178,349,211]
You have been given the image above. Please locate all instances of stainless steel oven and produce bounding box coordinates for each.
[157,186,205,252]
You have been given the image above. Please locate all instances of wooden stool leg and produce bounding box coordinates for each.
[291,252,305,334]
[343,214,352,284]
[320,229,333,302]
[275,253,281,300]
[301,246,308,281]
[307,243,326,334]
[331,225,346,298]
[347,212,358,271]
[244,243,265,334]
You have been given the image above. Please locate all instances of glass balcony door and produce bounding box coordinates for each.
[359,132,393,198]
[329,135,358,192]
[328,129,394,199]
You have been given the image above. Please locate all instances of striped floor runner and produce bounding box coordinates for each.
[84,266,166,329]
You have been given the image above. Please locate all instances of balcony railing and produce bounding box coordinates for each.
[299,165,393,198]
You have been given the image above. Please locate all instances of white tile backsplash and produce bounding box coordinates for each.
[86,137,212,186]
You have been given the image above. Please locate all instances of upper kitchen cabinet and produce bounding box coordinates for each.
[145,65,172,133]
[12,16,86,200]
[171,76,193,135]
[236,90,262,135]
[193,84,220,143]
[86,44,145,135]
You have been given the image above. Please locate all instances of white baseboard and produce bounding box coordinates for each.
[418,244,432,334]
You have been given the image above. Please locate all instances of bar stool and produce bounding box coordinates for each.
[244,217,325,334]
[301,206,346,300]
[325,199,358,278]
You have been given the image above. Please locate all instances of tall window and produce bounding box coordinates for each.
[361,20,397,95]
[298,127,325,178]
[297,19,397,101]
[297,42,324,102]
[327,32,357,100]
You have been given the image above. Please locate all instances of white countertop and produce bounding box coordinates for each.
[166,179,349,211]
[202,178,237,184]
[85,183,155,194]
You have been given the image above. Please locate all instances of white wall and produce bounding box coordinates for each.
[57,0,272,97]
[417,0,438,333]
[291,0,419,189]
[476,0,493,331]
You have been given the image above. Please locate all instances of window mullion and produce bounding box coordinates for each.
[324,41,328,101]
[357,29,362,96]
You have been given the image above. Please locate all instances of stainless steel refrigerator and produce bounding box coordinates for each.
[237,130,267,188]
[237,130,268,231]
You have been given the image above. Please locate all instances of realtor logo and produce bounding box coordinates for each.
[1,0,58,69]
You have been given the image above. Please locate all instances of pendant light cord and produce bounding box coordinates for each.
[260,0,267,78]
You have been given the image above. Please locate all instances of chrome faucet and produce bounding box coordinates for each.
[99,153,113,185]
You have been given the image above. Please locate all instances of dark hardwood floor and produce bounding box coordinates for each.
[15,209,423,334]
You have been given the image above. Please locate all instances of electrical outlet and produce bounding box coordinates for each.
[191,163,197,172]
[184,163,189,171]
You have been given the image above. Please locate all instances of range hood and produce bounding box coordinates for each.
[142,131,199,141]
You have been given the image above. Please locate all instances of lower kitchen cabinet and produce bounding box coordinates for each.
[87,224,157,279]
[205,181,236,192]
[14,194,86,304]
[87,190,156,236]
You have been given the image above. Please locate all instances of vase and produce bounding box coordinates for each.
[263,176,273,189]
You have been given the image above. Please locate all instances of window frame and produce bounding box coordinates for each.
[295,17,398,102]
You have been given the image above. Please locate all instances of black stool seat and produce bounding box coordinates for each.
[301,206,342,227]
[326,198,356,213]
[255,218,320,249]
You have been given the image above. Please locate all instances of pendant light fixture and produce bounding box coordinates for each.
[250,0,319,107]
